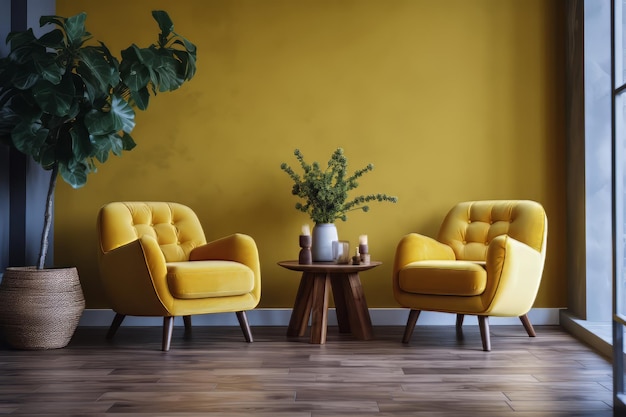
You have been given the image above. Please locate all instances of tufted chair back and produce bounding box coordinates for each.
[437,200,547,262]
[98,201,207,262]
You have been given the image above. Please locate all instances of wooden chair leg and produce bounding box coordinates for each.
[183,315,192,339]
[478,316,491,351]
[456,314,465,340]
[162,316,174,352]
[236,311,253,343]
[106,313,125,339]
[519,314,536,337]
[402,309,421,344]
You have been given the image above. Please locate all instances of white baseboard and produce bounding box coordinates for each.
[78,308,561,327]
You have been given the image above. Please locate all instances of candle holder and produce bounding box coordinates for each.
[332,240,351,264]
[352,248,361,265]
[359,243,369,265]
[299,235,312,265]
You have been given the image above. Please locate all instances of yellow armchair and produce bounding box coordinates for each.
[97,202,261,351]
[392,200,547,351]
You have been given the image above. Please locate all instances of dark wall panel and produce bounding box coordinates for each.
[0,0,55,276]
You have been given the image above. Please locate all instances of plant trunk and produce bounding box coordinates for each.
[37,165,58,270]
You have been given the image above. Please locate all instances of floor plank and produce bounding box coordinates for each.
[0,325,614,416]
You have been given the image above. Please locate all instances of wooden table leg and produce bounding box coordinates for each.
[309,273,330,344]
[342,273,373,340]
[286,269,373,344]
[330,275,351,333]
[287,273,314,337]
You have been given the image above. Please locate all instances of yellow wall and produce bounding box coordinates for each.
[54,0,566,309]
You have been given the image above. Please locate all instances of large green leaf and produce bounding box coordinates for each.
[32,75,75,117]
[152,11,174,39]
[130,87,150,110]
[10,66,40,90]
[96,41,119,67]
[90,134,111,163]
[84,109,117,136]
[9,46,48,68]
[33,54,64,85]
[107,133,124,156]
[121,60,150,92]
[76,70,99,104]
[11,118,48,156]
[77,47,118,91]
[59,158,89,189]
[179,37,197,55]
[6,29,37,51]
[121,131,136,151]
[39,15,66,31]
[70,123,92,161]
[64,13,88,47]
[5,42,50,89]
[111,95,135,133]
[37,29,65,49]
[119,44,140,67]
[66,95,81,121]
[135,47,163,92]
[153,55,182,92]
[136,45,158,67]
[172,49,196,81]
[91,132,125,161]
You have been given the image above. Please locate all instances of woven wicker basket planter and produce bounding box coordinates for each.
[0,266,85,350]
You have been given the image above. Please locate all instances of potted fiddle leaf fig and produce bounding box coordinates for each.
[0,10,196,349]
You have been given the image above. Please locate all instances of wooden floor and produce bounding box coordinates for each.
[0,324,614,416]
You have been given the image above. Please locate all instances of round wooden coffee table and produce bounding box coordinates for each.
[278,260,382,344]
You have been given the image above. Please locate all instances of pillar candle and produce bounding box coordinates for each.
[358,234,368,255]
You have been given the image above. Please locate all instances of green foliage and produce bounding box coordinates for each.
[0,10,196,188]
[0,11,196,269]
[280,148,398,224]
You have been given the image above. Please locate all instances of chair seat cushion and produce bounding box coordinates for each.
[398,260,487,296]
[166,260,255,299]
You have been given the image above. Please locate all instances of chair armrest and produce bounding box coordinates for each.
[99,235,171,316]
[190,233,258,264]
[484,235,544,316]
[393,233,455,268]
[189,233,261,300]
[392,233,455,287]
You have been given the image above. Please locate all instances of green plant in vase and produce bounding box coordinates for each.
[280,147,398,261]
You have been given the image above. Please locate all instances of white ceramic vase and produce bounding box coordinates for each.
[312,223,338,262]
